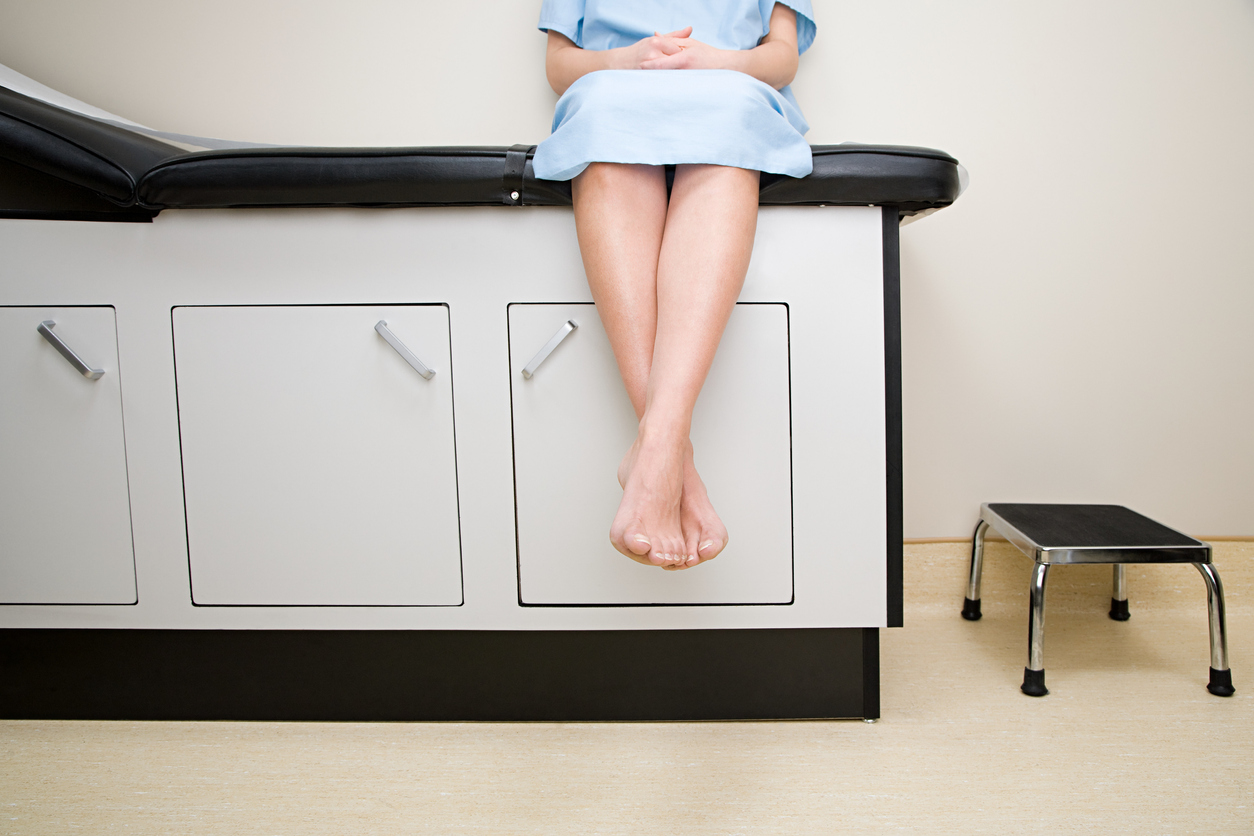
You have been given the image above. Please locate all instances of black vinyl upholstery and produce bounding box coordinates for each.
[0,84,962,221]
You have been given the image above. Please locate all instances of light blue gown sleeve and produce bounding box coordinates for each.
[759,0,816,54]
[538,0,586,47]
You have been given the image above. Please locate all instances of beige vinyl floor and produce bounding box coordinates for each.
[3,540,1251,834]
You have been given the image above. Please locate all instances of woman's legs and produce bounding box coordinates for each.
[629,163,758,567]
[572,162,759,569]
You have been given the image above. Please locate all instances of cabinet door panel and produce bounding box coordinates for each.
[0,306,136,604]
[509,303,793,605]
[174,305,462,605]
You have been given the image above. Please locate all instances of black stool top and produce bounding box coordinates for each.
[982,504,1208,564]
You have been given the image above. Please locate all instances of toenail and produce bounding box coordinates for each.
[635,535,651,545]
[699,539,718,553]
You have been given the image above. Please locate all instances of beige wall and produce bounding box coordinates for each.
[2,0,1251,537]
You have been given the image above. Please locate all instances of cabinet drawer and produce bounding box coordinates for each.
[509,303,793,605]
[173,305,462,606]
[0,306,136,604]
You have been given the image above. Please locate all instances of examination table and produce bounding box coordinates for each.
[0,69,962,720]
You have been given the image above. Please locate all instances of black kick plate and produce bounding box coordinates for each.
[0,627,876,721]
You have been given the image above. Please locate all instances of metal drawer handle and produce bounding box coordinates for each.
[37,320,104,380]
[375,320,435,380]
[522,319,578,379]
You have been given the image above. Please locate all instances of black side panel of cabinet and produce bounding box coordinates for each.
[0,628,875,721]
[882,207,904,628]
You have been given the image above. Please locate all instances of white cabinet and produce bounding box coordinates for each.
[509,303,794,605]
[173,305,463,605]
[0,306,136,604]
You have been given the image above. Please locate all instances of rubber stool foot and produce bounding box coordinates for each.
[1021,668,1048,697]
[1109,598,1131,621]
[961,598,982,621]
[1208,668,1235,697]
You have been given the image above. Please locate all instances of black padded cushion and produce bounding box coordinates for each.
[137,144,961,212]
[762,145,960,210]
[0,83,963,218]
[987,504,1202,549]
[0,156,156,222]
[0,86,184,204]
[138,147,541,209]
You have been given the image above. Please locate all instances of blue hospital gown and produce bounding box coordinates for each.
[533,0,816,181]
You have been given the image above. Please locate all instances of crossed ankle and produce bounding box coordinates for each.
[635,414,692,447]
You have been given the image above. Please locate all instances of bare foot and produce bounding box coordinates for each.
[677,449,728,570]
[610,429,689,567]
[616,439,727,570]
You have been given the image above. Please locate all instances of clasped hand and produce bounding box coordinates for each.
[544,7,797,96]
[618,27,726,71]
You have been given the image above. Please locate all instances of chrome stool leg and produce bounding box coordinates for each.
[962,519,988,621]
[1109,564,1130,621]
[1022,562,1050,696]
[1194,563,1235,697]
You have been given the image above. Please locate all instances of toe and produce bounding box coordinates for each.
[609,521,660,567]
[683,532,701,566]
[697,535,726,562]
[651,546,685,566]
[671,539,689,565]
[613,525,651,557]
[627,534,652,557]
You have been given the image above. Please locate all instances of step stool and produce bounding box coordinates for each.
[961,503,1234,697]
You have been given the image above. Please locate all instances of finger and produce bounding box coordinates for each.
[654,38,685,55]
[661,26,693,38]
[642,53,685,70]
